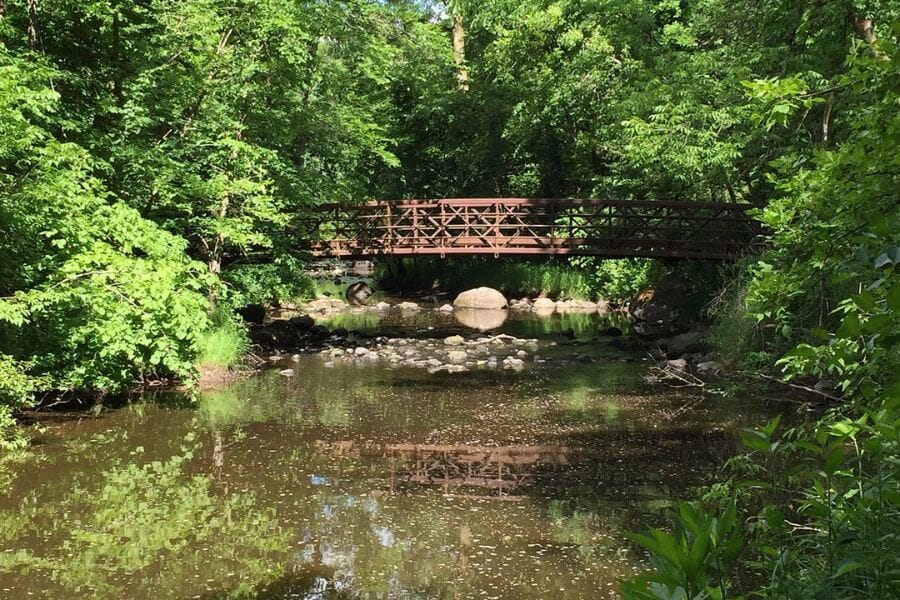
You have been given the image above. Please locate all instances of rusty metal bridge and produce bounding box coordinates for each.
[302,198,762,260]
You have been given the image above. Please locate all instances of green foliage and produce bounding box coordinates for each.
[0,438,289,597]
[196,311,250,370]
[626,24,900,600]
[379,257,601,300]
[0,355,32,451]
[622,501,743,600]
[585,258,663,303]
[222,257,317,307]
[0,45,211,396]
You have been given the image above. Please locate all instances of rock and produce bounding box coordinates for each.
[444,335,465,346]
[454,308,507,331]
[308,325,330,339]
[453,287,508,310]
[345,281,373,306]
[323,361,335,368]
[516,350,527,357]
[532,297,556,310]
[235,303,266,325]
[696,361,723,376]
[354,347,370,356]
[374,301,391,311]
[502,357,525,371]
[447,350,468,363]
[397,301,420,311]
[629,275,694,327]
[279,368,295,376]
[599,326,623,337]
[330,348,345,357]
[305,298,347,314]
[437,303,454,312]
[595,300,613,315]
[288,315,315,330]
[556,299,597,312]
[666,331,703,356]
[666,358,689,371]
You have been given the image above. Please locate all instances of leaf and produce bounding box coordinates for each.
[888,283,900,313]
[837,313,861,338]
[834,559,863,577]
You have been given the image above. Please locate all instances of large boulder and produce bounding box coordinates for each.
[532,297,556,311]
[629,274,691,327]
[235,303,266,325]
[666,331,703,356]
[453,287,508,310]
[345,281,373,306]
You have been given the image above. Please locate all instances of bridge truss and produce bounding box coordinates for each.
[300,198,762,260]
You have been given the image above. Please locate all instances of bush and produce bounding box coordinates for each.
[222,256,317,307]
[0,355,32,451]
[196,311,250,369]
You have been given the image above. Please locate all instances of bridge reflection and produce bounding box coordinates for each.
[315,441,576,498]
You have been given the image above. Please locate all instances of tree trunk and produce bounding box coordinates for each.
[27,0,40,49]
[0,0,7,20]
[112,2,123,107]
[452,12,468,90]
[850,14,876,44]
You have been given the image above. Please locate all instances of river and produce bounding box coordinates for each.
[0,307,791,599]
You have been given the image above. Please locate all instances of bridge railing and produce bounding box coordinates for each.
[299,198,763,260]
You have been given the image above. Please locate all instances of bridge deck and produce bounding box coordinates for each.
[301,198,762,260]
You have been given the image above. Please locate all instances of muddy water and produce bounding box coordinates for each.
[0,310,789,599]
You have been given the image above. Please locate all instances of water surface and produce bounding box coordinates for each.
[0,311,789,599]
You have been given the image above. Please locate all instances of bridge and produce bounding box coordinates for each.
[302,198,762,260]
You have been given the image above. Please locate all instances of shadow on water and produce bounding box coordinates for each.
[0,310,798,599]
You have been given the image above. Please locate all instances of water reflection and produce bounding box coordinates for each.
[453,308,508,330]
[314,306,630,338]
[316,441,573,498]
[0,323,794,599]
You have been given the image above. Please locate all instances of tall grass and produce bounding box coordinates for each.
[377,257,670,301]
[195,314,249,369]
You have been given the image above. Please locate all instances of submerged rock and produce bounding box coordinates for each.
[397,301,420,311]
[444,335,465,346]
[305,298,347,314]
[447,350,468,363]
[453,287,508,310]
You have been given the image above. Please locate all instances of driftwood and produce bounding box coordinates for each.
[758,374,842,403]
[643,362,706,388]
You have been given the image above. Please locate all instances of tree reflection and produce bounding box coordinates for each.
[0,437,289,598]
